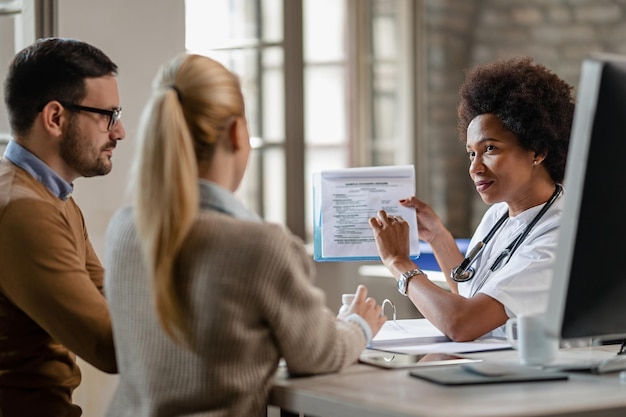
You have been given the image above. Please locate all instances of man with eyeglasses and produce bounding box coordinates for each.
[0,37,124,416]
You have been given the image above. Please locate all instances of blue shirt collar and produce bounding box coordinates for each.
[4,141,73,200]
[198,179,261,222]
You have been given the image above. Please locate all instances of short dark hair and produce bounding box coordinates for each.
[3,37,118,136]
[457,57,575,183]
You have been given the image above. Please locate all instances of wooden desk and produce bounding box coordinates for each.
[270,346,626,417]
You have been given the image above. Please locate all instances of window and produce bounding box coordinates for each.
[185,0,419,242]
[1,1,24,146]
[0,0,54,149]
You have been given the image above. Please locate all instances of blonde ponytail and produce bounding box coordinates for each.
[131,54,245,344]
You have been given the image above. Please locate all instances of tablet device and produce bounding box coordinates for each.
[409,363,569,385]
[359,352,481,369]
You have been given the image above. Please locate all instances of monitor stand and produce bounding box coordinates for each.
[595,353,626,374]
[542,342,626,373]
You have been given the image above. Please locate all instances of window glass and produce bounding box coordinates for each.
[261,147,285,223]
[0,15,15,144]
[0,2,25,148]
[372,1,398,60]
[304,65,345,146]
[304,0,345,63]
[185,0,258,50]
[261,47,284,142]
[261,0,282,42]
[371,61,398,165]
[369,0,407,166]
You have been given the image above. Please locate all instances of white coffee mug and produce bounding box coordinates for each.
[505,314,558,366]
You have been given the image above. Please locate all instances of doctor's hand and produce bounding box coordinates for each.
[342,285,386,338]
[369,209,412,271]
[397,196,446,244]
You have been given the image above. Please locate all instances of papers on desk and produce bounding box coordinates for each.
[370,318,450,348]
[312,165,420,262]
[369,319,512,354]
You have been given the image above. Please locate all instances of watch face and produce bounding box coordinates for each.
[397,277,406,294]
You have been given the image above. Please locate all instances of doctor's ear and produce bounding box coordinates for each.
[532,152,547,166]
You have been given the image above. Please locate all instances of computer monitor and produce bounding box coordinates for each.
[545,53,626,347]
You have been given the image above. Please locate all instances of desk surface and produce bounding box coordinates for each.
[271,346,626,417]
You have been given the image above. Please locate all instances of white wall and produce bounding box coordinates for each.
[57,1,185,415]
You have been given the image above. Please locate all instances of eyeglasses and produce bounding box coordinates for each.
[59,102,122,131]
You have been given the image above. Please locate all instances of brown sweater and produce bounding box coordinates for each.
[0,158,116,417]
[105,196,367,417]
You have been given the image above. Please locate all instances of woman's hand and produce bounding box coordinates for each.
[342,285,386,337]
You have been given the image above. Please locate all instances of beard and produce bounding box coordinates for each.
[59,117,114,178]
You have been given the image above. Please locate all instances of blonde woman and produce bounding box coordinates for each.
[104,53,386,417]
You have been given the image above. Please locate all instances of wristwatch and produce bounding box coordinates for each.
[397,269,425,296]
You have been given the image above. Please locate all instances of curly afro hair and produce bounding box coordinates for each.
[457,57,575,183]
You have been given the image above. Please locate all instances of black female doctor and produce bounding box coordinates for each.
[369,57,575,342]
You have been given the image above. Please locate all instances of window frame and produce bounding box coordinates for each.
[184,0,426,242]
[0,0,56,147]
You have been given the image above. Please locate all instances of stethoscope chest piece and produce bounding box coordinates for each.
[450,266,475,282]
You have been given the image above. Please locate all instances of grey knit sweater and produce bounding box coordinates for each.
[104,182,366,417]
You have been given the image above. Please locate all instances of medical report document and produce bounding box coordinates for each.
[313,165,420,261]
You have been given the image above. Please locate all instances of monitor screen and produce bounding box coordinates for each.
[546,53,626,343]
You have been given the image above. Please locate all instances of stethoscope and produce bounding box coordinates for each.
[450,183,563,285]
